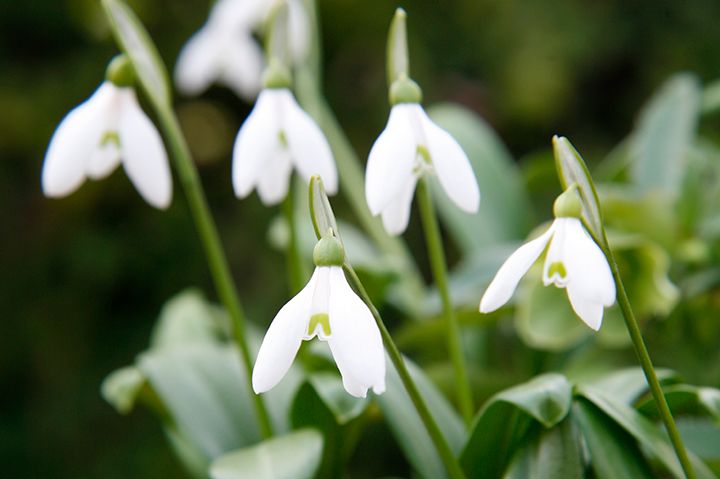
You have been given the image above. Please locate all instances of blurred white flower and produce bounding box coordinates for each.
[479,217,616,330]
[174,0,309,101]
[232,87,337,205]
[252,265,386,398]
[41,81,172,209]
[365,102,480,235]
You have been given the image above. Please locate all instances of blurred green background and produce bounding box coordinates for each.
[1,0,720,477]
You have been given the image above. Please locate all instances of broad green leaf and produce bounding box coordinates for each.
[579,386,715,479]
[677,418,720,465]
[101,365,147,415]
[376,356,466,479]
[503,418,583,479]
[303,373,369,425]
[428,103,532,253]
[101,0,171,108]
[630,73,701,196]
[573,398,654,479]
[636,385,720,421]
[553,136,605,243]
[209,429,323,479]
[461,374,573,479]
[581,367,679,406]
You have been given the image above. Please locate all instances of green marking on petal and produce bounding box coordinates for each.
[548,261,567,279]
[308,313,331,337]
[278,130,288,148]
[101,131,120,148]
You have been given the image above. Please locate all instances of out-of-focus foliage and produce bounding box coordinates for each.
[3,0,720,478]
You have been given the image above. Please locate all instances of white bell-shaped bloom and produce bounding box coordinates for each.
[174,0,309,101]
[480,217,616,330]
[232,88,337,205]
[365,102,480,235]
[41,81,172,209]
[252,265,386,398]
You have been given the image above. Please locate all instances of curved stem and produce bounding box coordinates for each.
[416,178,474,426]
[154,107,273,439]
[283,180,307,294]
[342,265,467,479]
[600,231,695,479]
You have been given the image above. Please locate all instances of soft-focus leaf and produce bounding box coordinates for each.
[579,386,715,479]
[101,0,171,108]
[630,73,700,196]
[150,289,229,349]
[376,356,466,479]
[701,79,720,115]
[677,418,720,465]
[581,367,679,405]
[573,398,655,479]
[209,429,323,479]
[304,373,369,425]
[503,418,583,479]
[637,385,720,421]
[428,103,532,253]
[461,374,573,479]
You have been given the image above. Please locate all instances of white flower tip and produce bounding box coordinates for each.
[372,382,386,396]
[251,372,271,395]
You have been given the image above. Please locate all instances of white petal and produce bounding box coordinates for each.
[326,267,385,398]
[566,290,604,331]
[210,0,266,30]
[418,108,480,213]
[218,33,264,101]
[380,174,417,236]
[232,89,281,198]
[118,90,172,209]
[253,268,318,393]
[256,148,293,205]
[87,141,121,180]
[479,225,556,313]
[41,84,111,197]
[280,90,338,194]
[365,104,418,215]
[174,27,221,96]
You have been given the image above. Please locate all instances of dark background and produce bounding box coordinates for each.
[1,0,719,477]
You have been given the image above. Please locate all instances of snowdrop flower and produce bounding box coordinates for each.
[365,78,480,235]
[253,233,385,398]
[479,188,615,330]
[232,63,337,205]
[41,56,172,209]
[174,0,309,101]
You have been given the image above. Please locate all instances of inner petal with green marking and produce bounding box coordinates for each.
[101,130,120,148]
[547,261,567,284]
[307,313,331,340]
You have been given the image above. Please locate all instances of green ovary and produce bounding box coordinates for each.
[308,313,331,337]
[547,261,567,279]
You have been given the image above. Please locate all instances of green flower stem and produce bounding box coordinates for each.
[342,264,467,479]
[283,181,307,294]
[600,230,695,479]
[154,106,273,439]
[416,178,474,426]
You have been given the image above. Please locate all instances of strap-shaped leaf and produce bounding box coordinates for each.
[209,429,323,479]
[101,0,171,109]
[460,373,573,479]
[636,385,720,422]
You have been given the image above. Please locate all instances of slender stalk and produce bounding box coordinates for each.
[154,107,273,439]
[283,181,307,294]
[416,178,474,426]
[600,231,695,479]
[342,265,467,479]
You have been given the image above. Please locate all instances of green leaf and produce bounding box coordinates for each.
[461,373,573,479]
[503,417,583,479]
[428,103,532,253]
[553,136,606,244]
[701,78,720,115]
[579,386,715,479]
[376,357,466,479]
[209,429,323,479]
[101,365,147,415]
[101,0,171,108]
[581,367,679,405]
[630,73,701,196]
[636,385,720,421]
[573,398,655,479]
[303,373,369,425]
[676,418,720,465]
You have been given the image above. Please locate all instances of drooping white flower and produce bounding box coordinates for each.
[253,236,385,398]
[174,0,309,101]
[365,102,480,235]
[479,216,616,331]
[232,87,337,205]
[41,81,172,209]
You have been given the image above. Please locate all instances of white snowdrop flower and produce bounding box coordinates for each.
[41,56,172,209]
[365,79,480,235]
[232,85,337,205]
[174,0,309,101]
[252,235,386,398]
[479,188,616,331]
